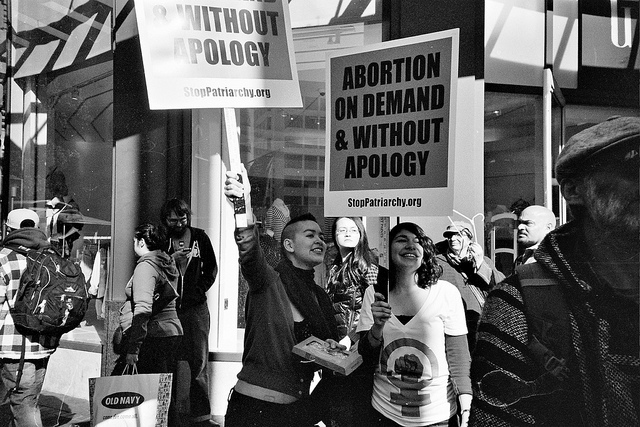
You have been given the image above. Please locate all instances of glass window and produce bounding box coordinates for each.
[484,92,543,275]
[6,1,113,347]
[231,23,382,329]
[484,92,639,276]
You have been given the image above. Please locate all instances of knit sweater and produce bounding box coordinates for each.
[470,220,639,426]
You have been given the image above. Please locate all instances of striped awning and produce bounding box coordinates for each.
[9,0,112,79]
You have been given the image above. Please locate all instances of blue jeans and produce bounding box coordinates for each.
[1,358,48,427]
[177,302,211,419]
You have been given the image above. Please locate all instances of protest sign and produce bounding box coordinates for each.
[324,30,459,217]
[134,0,302,109]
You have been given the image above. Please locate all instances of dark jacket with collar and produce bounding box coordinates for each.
[234,225,320,399]
[167,226,217,310]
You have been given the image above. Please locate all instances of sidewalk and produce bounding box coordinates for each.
[41,391,91,427]
[39,392,226,427]
[0,391,90,427]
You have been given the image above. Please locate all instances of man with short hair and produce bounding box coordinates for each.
[223,169,342,427]
[514,205,556,266]
[160,198,218,427]
[470,117,639,426]
[0,208,54,426]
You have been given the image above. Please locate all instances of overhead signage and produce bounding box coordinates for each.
[324,30,459,217]
[134,0,302,109]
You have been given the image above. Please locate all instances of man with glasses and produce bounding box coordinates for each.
[435,221,504,352]
[161,198,219,427]
[470,117,639,426]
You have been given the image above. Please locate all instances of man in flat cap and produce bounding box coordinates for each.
[470,117,639,426]
[435,221,504,352]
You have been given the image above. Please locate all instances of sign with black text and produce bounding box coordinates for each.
[324,30,458,217]
[134,0,302,109]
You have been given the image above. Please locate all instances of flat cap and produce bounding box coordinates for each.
[443,221,474,239]
[555,116,640,182]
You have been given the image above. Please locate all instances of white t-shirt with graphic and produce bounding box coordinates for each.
[356,280,467,426]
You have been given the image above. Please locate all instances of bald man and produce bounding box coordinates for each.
[515,205,556,265]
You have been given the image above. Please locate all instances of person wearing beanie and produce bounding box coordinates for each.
[470,116,639,426]
[435,220,504,353]
[0,208,56,426]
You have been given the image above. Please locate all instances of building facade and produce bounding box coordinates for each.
[1,0,638,415]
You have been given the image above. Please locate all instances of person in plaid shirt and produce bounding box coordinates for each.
[0,208,57,426]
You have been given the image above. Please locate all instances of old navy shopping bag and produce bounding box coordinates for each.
[89,372,172,427]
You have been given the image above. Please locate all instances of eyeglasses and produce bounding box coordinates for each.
[336,227,359,235]
[166,216,188,225]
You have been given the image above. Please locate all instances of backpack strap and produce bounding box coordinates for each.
[516,262,571,382]
[9,336,27,394]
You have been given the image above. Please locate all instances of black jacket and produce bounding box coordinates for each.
[167,227,217,309]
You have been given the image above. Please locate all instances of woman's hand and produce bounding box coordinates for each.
[126,353,138,366]
[371,292,392,327]
[468,242,485,270]
[367,292,391,346]
[325,339,347,351]
[223,164,254,226]
[458,393,472,427]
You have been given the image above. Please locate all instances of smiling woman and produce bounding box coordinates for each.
[356,222,472,427]
[223,171,341,427]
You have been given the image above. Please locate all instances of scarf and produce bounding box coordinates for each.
[275,258,339,341]
[444,249,486,307]
[537,221,639,426]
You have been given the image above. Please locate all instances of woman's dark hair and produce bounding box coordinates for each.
[160,198,192,224]
[389,222,442,289]
[331,217,375,287]
[134,223,166,251]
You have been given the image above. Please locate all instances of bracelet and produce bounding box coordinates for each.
[461,409,470,415]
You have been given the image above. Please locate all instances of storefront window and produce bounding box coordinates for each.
[483,92,543,275]
[5,0,113,346]
[230,23,382,329]
[483,91,639,276]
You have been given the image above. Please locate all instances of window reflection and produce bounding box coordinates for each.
[7,0,114,346]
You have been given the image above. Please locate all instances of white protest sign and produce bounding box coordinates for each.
[324,30,459,217]
[134,0,302,109]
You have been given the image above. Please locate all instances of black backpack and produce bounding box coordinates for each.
[10,245,90,336]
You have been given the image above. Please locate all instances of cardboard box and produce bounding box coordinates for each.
[292,336,363,376]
